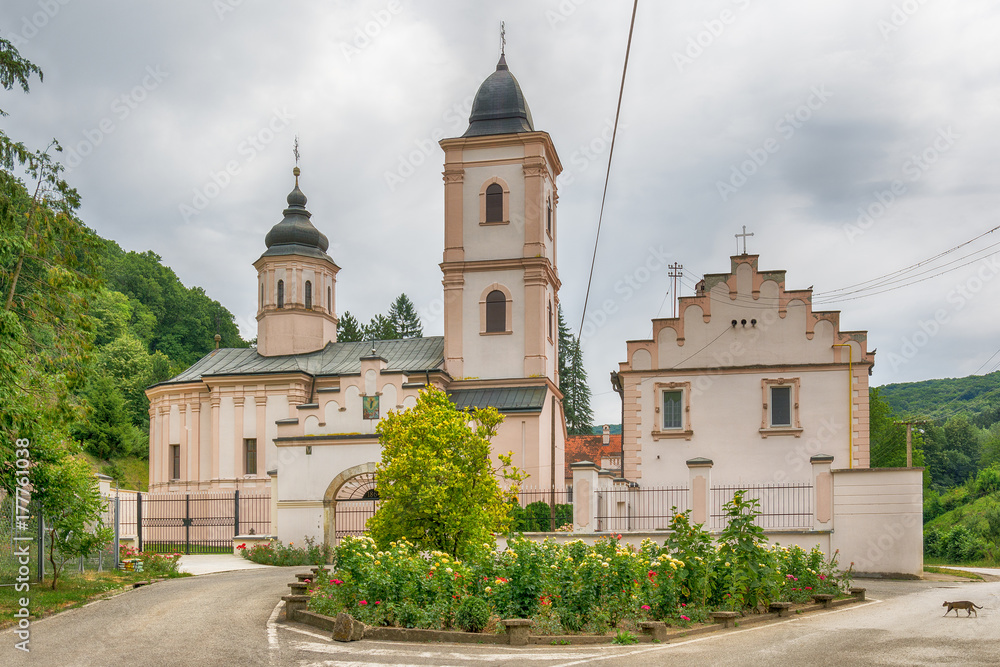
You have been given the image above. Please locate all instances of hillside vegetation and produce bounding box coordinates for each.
[879,371,1000,425]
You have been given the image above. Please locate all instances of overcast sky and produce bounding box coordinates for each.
[4,1,999,424]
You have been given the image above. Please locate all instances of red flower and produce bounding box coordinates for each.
[359,600,368,606]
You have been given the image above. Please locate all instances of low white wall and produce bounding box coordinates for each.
[830,467,923,577]
[498,530,831,555]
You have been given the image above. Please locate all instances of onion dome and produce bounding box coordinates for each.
[261,167,331,259]
[463,54,534,137]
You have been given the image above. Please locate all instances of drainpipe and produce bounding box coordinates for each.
[832,343,854,469]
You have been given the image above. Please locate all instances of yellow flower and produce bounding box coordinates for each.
[374,560,381,565]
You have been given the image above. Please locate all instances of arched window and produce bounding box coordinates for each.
[485,183,503,222]
[305,280,312,309]
[486,290,506,333]
[327,286,332,313]
[546,197,552,235]
[277,280,284,309]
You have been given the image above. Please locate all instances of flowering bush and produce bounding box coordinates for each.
[239,537,331,566]
[119,545,182,577]
[306,495,854,633]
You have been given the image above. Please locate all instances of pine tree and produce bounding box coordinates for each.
[557,306,594,435]
[337,311,365,342]
[387,293,423,338]
[366,313,397,341]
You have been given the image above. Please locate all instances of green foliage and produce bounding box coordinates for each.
[869,388,926,469]
[119,545,183,577]
[713,490,777,610]
[368,386,525,559]
[455,595,491,633]
[238,537,331,566]
[73,375,146,459]
[878,372,1000,425]
[387,293,422,338]
[612,630,638,645]
[337,311,366,342]
[337,294,425,343]
[511,501,573,532]
[557,306,593,435]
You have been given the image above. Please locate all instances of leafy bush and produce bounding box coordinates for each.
[975,465,1000,497]
[455,596,491,633]
[238,537,331,566]
[514,501,574,532]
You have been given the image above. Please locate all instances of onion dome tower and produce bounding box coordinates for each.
[438,52,563,383]
[253,167,340,356]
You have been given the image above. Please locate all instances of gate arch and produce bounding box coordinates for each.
[322,462,379,548]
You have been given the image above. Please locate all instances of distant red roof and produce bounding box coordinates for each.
[564,434,622,480]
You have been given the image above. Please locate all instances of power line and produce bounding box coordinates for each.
[578,0,638,338]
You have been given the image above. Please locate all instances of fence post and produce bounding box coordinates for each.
[185,494,191,555]
[35,499,44,583]
[811,454,834,531]
[234,489,240,538]
[114,496,121,569]
[686,458,713,526]
[570,461,600,533]
[136,492,143,553]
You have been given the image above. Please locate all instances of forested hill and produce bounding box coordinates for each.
[878,372,1000,426]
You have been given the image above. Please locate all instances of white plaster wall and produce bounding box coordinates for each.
[381,384,398,416]
[462,269,524,379]
[277,505,324,546]
[463,162,525,262]
[265,394,288,474]
[199,399,211,479]
[244,396,256,438]
[636,368,851,486]
[831,468,923,576]
[219,396,235,479]
[168,405,180,444]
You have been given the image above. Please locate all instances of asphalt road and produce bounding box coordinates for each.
[4,569,999,666]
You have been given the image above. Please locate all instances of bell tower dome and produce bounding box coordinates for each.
[253,167,340,356]
[439,54,563,382]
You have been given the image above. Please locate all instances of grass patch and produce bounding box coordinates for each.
[0,569,190,627]
[923,565,984,580]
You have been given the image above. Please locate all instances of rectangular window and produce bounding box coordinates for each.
[770,386,792,427]
[662,390,683,429]
[244,438,257,476]
[170,445,180,480]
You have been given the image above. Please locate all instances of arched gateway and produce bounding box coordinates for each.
[322,463,380,548]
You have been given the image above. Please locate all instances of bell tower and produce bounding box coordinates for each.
[439,54,563,382]
[254,167,340,356]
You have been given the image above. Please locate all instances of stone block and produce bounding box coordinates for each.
[638,621,667,642]
[502,618,532,646]
[768,602,793,617]
[710,611,739,628]
[332,613,365,642]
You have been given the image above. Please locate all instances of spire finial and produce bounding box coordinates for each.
[292,136,301,186]
[500,21,506,55]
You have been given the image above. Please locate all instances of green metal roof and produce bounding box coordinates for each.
[448,385,547,413]
[159,336,445,385]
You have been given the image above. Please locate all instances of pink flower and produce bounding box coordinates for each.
[805,586,812,591]
[680,615,690,621]
[641,605,651,611]
[359,600,368,606]
[680,603,686,607]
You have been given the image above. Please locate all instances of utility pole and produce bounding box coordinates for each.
[896,419,929,468]
[668,263,683,318]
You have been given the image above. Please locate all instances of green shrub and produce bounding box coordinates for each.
[455,596,491,633]
[975,466,1000,497]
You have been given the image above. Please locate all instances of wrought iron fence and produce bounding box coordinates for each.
[709,483,813,530]
[512,486,573,532]
[134,490,270,554]
[596,486,690,533]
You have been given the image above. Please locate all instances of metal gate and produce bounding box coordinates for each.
[138,490,270,554]
[334,473,379,542]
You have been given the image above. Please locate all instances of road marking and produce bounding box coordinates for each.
[267,599,284,666]
[549,599,885,667]
[289,640,602,662]
[282,624,331,641]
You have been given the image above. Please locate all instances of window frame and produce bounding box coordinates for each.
[480,284,513,335]
[478,178,510,225]
[277,279,284,309]
[760,377,803,437]
[651,381,694,440]
[304,280,312,309]
[244,438,258,476]
[170,444,180,481]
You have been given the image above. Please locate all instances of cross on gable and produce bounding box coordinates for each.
[736,225,754,255]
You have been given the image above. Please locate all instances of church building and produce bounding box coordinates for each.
[145,53,567,545]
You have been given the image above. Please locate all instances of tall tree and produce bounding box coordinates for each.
[365,313,397,341]
[387,293,423,338]
[557,306,594,435]
[337,311,365,342]
[869,388,925,470]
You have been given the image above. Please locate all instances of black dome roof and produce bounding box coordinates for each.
[463,55,534,137]
[262,168,330,258]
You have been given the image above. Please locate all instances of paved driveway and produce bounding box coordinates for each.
[4,571,998,666]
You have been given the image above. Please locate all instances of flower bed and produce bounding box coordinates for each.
[118,546,182,577]
[238,536,331,566]
[307,495,853,635]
